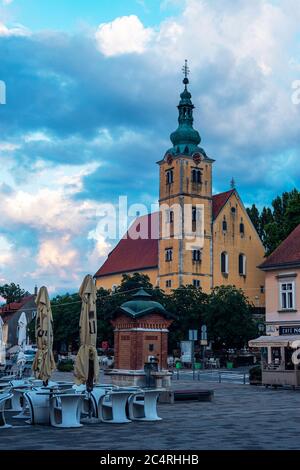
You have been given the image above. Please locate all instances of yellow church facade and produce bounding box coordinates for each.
[95,67,265,307]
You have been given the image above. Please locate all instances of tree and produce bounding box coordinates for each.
[247,189,300,255]
[203,285,257,350]
[117,272,154,293]
[51,293,81,352]
[285,189,300,234]
[0,283,30,304]
[246,204,260,236]
[165,286,208,351]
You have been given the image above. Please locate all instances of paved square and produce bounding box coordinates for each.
[1,374,300,450]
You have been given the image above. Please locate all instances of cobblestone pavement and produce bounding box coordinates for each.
[1,372,300,450]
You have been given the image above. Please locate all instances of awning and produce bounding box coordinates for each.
[249,335,300,348]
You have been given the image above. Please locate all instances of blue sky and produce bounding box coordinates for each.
[0,0,300,295]
[6,0,179,31]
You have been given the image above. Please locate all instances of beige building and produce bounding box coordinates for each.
[259,224,300,336]
[95,71,265,306]
[249,224,300,387]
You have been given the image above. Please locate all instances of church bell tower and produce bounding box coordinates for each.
[157,61,215,292]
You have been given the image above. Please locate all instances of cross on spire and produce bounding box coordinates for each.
[182,59,190,86]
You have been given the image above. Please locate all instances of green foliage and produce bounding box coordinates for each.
[51,293,81,351]
[247,188,300,255]
[57,359,74,372]
[203,285,257,350]
[164,286,208,350]
[117,272,154,292]
[29,273,258,355]
[0,283,30,304]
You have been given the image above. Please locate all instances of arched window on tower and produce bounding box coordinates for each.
[221,252,228,275]
[192,249,201,263]
[192,168,202,184]
[166,169,174,185]
[222,218,227,232]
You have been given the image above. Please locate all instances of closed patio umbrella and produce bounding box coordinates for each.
[74,275,99,389]
[0,316,5,365]
[32,286,56,385]
[17,312,27,350]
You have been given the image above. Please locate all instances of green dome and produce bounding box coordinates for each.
[166,63,207,158]
[170,124,201,147]
[117,288,171,319]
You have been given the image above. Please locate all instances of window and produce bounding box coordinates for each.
[149,344,154,352]
[166,209,174,224]
[192,249,201,262]
[222,219,227,232]
[192,168,202,184]
[280,282,295,310]
[238,254,246,276]
[165,248,173,262]
[221,252,228,274]
[166,169,173,185]
[231,207,236,215]
[260,285,265,294]
[166,280,172,288]
[192,206,197,222]
[240,222,245,235]
[193,279,200,288]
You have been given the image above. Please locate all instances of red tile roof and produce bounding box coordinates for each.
[94,213,159,278]
[212,189,235,219]
[95,191,236,278]
[259,224,300,270]
[0,295,35,322]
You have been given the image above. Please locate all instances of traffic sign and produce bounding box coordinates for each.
[189,329,198,341]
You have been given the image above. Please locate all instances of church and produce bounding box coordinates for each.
[95,63,265,307]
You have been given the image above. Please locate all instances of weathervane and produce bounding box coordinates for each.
[182,59,190,86]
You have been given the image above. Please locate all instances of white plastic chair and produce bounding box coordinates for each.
[0,393,13,429]
[24,390,52,425]
[128,389,163,421]
[50,393,83,428]
[99,391,133,424]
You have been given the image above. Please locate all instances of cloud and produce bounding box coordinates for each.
[1,0,300,293]
[0,236,13,265]
[95,15,154,56]
[0,22,30,37]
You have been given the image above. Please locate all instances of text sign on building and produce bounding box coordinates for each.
[189,330,198,341]
[201,324,207,341]
[279,326,300,336]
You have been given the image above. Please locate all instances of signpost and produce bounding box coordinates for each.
[189,330,198,379]
[201,325,207,366]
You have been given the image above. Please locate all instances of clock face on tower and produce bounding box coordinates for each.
[193,153,202,164]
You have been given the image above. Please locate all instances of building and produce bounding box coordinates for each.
[249,224,300,386]
[259,224,300,336]
[95,66,265,305]
[108,288,174,387]
[0,295,37,349]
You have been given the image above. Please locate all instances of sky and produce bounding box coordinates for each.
[0,0,300,296]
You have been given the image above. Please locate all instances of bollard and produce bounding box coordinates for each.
[219,372,221,384]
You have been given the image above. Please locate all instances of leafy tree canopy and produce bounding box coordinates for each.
[0,283,30,304]
[247,188,300,255]
[203,285,257,350]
